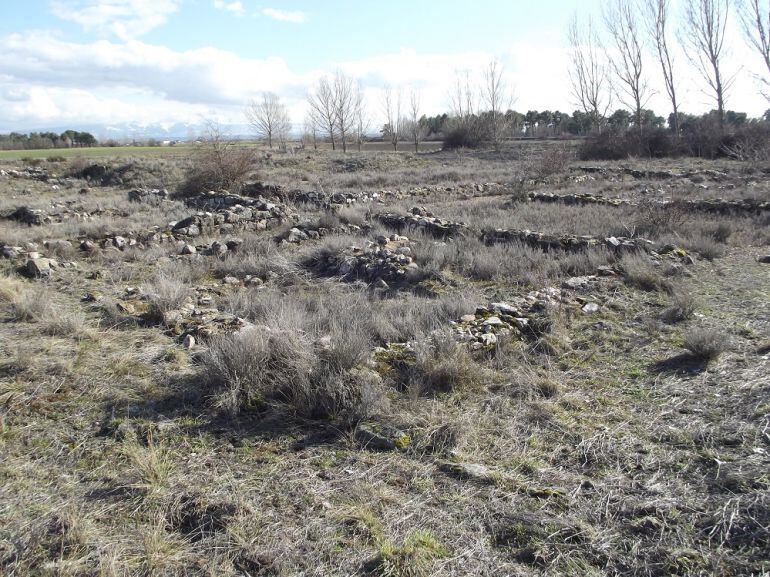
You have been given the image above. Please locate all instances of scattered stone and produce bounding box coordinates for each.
[354,422,411,451]
[182,334,196,349]
[562,275,596,290]
[179,243,197,255]
[439,462,495,483]
[376,209,469,239]
[758,255,770,264]
[582,302,600,314]
[128,188,168,204]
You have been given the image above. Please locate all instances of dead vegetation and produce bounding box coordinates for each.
[0,144,768,576]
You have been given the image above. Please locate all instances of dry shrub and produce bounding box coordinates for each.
[683,234,726,261]
[177,125,254,196]
[143,273,194,324]
[620,254,672,293]
[634,200,689,238]
[5,286,53,322]
[39,309,91,339]
[683,326,726,361]
[407,330,481,396]
[203,324,387,423]
[661,291,696,324]
[526,144,574,180]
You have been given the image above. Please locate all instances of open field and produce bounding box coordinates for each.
[0,141,447,161]
[1,145,769,577]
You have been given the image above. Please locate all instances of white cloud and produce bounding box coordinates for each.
[213,0,245,16]
[0,23,767,132]
[49,0,180,40]
[261,8,307,23]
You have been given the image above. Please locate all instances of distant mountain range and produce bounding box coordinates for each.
[7,121,256,142]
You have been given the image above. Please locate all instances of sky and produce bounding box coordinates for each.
[0,0,768,136]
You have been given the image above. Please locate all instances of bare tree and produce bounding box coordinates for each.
[353,83,369,152]
[604,0,651,132]
[407,89,425,152]
[568,15,612,131]
[245,92,291,149]
[333,72,357,153]
[308,76,338,150]
[382,86,402,151]
[681,0,733,125]
[739,0,770,98]
[303,114,318,150]
[481,59,510,148]
[645,0,681,134]
[449,70,477,123]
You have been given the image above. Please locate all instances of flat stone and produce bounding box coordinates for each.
[354,422,411,451]
[26,258,56,277]
[439,462,495,483]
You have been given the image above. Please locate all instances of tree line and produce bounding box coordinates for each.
[0,130,98,151]
[242,0,769,156]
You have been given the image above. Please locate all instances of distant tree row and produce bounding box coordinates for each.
[0,130,98,151]
[415,107,764,138]
[239,0,770,157]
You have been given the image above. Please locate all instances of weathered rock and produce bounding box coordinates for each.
[581,302,600,314]
[482,228,651,253]
[26,257,57,277]
[562,276,596,290]
[376,210,469,239]
[354,422,411,451]
[5,206,49,226]
[758,255,770,264]
[128,188,168,204]
[439,462,495,483]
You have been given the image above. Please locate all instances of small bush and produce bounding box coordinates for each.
[684,235,726,261]
[661,292,696,324]
[40,309,91,339]
[621,254,672,293]
[177,127,254,197]
[526,145,574,180]
[407,331,481,395]
[203,324,387,423]
[635,199,689,238]
[683,326,726,361]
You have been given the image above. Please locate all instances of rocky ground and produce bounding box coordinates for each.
[0,147,768,577]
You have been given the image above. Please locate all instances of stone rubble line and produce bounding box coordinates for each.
[528,191,769,213]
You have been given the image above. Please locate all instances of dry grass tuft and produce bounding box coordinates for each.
[683,326,727,361]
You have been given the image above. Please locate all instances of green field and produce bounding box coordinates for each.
[0,145,198,161]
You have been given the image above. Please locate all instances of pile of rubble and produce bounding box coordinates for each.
[173,193,295,237]
[3,203,129,226]
[240,181,285,198]
[4,206,50,226]
[672,197,770,214]
[528,191,768,214]
[376,207,470,239]
[275,221,367,244]
[108,287,251,343]
[570,165,730,181]
[128,188,169,204]
[529,191,631,207]
[481,228,651,253]
[288,189,380,207]
[308,235,421,288]
[0,167,51,181]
